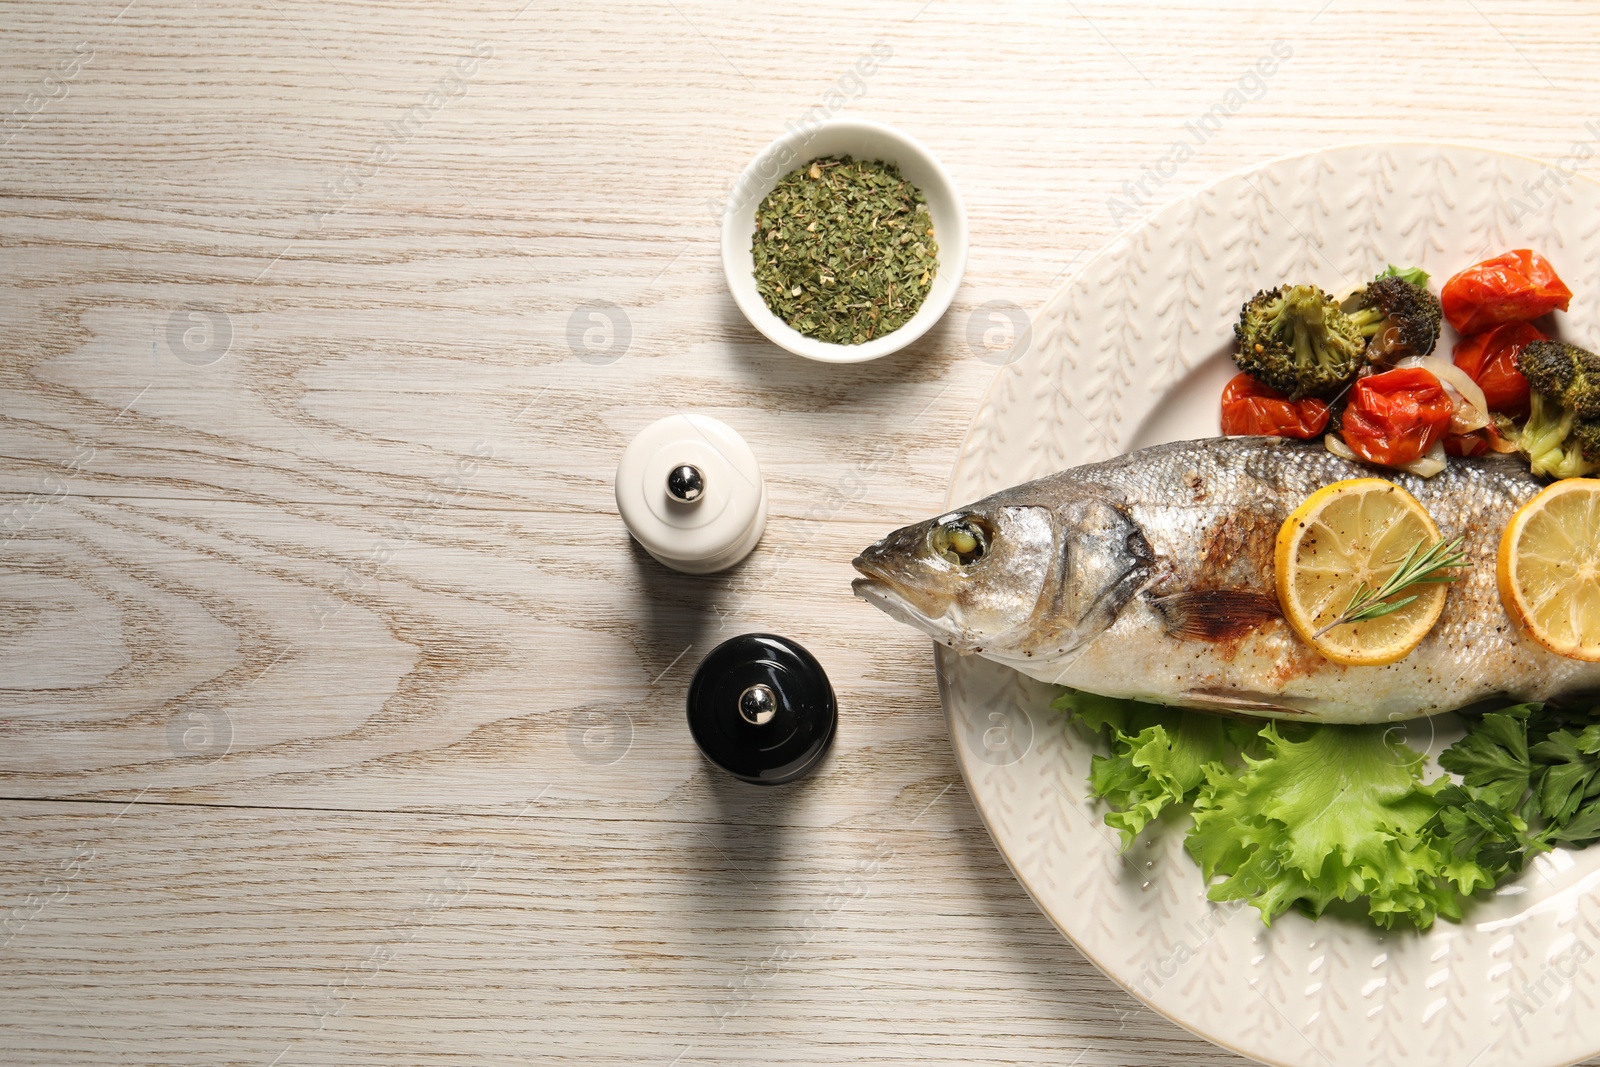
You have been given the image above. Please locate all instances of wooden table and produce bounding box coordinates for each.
[4,2,1598,1063]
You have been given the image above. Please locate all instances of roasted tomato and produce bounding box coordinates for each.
[1339,367,1453,467]
[1451,321,1545,418]
[1440,250,1572,334]
[1219,372,1331,439]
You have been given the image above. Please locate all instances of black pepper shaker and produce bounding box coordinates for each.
[686,633,837,785]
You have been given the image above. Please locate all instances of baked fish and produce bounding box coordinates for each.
[851,436,1600,723]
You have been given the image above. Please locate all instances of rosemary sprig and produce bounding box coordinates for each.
[1313,535,1469,638]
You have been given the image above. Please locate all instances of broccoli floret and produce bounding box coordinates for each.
[1378,264,1430,288]
[1233,284,1365,401]
[1577,419,1600,463]
[1518,341,1600,419]
[1516,340,1600,477]
[1520,391,1600,480]
[1346,269,1442,361]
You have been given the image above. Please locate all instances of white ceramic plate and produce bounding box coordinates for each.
[941,143,1600,1067]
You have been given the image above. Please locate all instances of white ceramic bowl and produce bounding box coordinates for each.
[720,118,968,363]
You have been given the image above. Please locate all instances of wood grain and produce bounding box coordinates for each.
[4,0,1600,1063]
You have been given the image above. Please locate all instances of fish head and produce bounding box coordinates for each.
[851,490,1153,657]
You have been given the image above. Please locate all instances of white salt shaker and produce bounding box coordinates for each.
[615,413,767,574]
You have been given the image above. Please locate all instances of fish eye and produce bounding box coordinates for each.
[930,517,991,566]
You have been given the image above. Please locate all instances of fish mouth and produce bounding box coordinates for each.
[849,568,911,618]
[850,565,967,650]
[850,551,898,586]
[849,574,900,610]
[850,555,923,622]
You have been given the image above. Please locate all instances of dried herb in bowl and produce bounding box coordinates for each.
[751,156,938,346]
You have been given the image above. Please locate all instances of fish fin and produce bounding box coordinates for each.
[1147,589,1281,642]
[1181,688,1310,716]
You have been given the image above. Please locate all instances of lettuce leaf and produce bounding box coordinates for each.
[1186,724,1484,929]
[1052,691,1227,847]
[1053,688,1600,932]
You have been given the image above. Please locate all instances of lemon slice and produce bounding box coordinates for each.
[1497,479,1600,662]
[1275,478,1450,665]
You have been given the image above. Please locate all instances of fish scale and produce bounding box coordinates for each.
[852,436,1600,723]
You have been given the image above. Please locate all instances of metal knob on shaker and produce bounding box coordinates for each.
[614,414,767,574]
[687,633,837,785]
[666,463,705,503]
